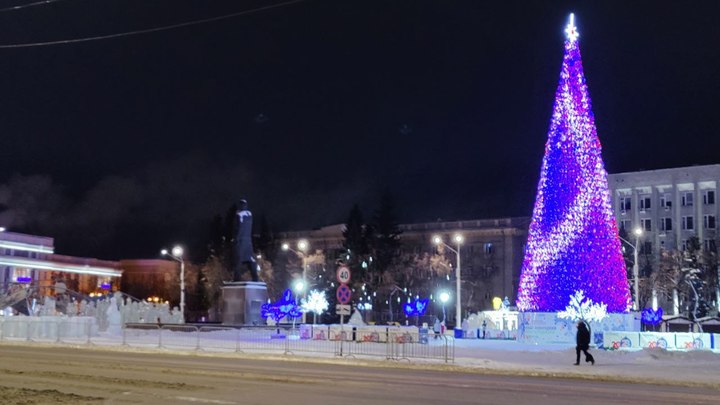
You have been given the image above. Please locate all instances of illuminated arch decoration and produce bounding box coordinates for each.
[516,14,631,313]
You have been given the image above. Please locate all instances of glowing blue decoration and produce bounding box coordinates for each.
[641,307,663,326]
[17,276,32,283]
[403,298,429,317]
[100,283,111,289]
[516,14,631,313]
[261,289,302,323]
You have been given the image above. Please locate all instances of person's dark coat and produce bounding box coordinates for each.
[576,321,591,350]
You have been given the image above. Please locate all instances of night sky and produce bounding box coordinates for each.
[0,0,718,260]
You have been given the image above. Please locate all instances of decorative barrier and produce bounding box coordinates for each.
[603,331,716,351]
[519,312,639,345]
[0,318,453,362]
[0,316,96,344]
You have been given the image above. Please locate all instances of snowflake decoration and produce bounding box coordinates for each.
[641,307,663,326]
[301,290,329,316]
[403,298,429,317]
[558,290,608,322]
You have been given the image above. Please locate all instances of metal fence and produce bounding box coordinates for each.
[0,318,454,363]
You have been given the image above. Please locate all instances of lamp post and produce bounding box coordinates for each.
[161,245,185,321]
[439,291,450,323]
[282,239,309,323]
[433,234,463,327]
[619,227,643,311]
[292,279,305,328]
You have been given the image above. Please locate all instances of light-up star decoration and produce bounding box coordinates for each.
[516,14,631,313]
[261,289,302,323]
[564,13,579,42]
[403,298,429,317]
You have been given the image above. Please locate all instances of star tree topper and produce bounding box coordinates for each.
[565,13,579,42]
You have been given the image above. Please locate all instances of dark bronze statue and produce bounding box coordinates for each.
[233,199,260,282]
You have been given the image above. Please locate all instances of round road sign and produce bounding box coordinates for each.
[336,284,352,304]
[336,266,351,284]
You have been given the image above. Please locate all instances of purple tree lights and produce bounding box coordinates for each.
[516,14,631,313]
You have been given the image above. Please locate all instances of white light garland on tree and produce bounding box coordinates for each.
[301,290,329,321]
[558,290,608,322]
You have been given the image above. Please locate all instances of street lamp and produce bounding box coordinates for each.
[283,239,310,323]
[433,234,463,327]
[619,227,643,311]
[161,245,185,321]
[293,279,306,297]
[439,291,450,323]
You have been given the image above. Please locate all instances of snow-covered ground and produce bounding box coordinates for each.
[448,339,720,388]
[3,321,719,389]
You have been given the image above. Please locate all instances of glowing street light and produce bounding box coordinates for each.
[293,279,305,296]
[439,291,450,323]
[161,245,185,321]
[433,234,464,327]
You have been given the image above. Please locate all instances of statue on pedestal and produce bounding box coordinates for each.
[233,199,260,282]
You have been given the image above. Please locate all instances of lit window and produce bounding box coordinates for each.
[484,243,493,255]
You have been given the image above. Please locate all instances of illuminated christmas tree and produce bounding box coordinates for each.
[516,14,631,313]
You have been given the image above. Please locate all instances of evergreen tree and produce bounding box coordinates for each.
[342,204,369,286]
[366,191,403,320]
[342,204,368,259]
[369,191,402,283]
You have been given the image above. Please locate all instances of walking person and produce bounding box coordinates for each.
[433,317,441,339]
[575,320,595,365]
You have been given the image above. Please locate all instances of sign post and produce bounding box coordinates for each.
[335,266,352,354]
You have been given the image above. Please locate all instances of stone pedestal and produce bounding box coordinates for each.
[221,281,268,325]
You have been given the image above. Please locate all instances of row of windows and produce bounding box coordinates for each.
[620,215,716,232]
[0,249,39,259]
[618,190,716,211]
[632,239,717,254]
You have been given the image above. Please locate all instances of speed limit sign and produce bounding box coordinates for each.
[336,265,351,284]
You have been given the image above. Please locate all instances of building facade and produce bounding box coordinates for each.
[608,164,719,255]
[0,230,122,296]
[279,217,530,312]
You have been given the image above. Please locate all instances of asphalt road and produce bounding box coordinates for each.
[0,345,717,404]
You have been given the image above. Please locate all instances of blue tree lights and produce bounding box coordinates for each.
[516,14,632,313]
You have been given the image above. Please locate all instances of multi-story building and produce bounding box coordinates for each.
[608,164,719,255]
[0,230,179,305]
[0,230,122,295]
[279,217,530,312]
